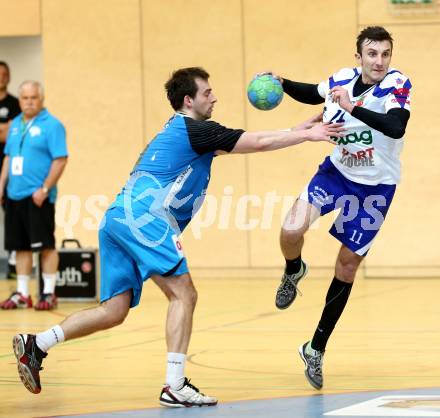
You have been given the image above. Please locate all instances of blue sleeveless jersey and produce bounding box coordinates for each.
[112,113,242,233]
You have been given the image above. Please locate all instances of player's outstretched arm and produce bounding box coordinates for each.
[290,112,323,131]
[228,122,343,154]
[255,71,323,105]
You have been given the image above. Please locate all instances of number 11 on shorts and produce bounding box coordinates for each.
[349,230,363,245]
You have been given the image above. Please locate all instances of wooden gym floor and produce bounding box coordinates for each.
[0,274,439,417]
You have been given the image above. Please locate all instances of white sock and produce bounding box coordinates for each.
[166,352,186,389]
[17,275,30,297]
[42,273,57,294]
[36,325,65,352]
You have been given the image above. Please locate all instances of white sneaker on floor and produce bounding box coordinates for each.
[159,377,217,408]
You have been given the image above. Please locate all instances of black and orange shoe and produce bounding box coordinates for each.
[12,334,47,394]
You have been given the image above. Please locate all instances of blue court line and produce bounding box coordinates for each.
[46,387,440,418]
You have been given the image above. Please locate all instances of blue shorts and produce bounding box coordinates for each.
[299,157,396,256]
[99,206,189,308]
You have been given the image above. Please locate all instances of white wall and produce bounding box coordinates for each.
[0,36,43,96]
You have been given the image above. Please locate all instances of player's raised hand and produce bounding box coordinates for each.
[292,112,323,131]
[329,86,354,113]
[254,71,284,84]
[306,122,344,143]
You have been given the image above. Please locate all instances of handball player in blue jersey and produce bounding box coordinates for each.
[12,67,343,407]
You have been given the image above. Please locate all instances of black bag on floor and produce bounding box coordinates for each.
[38,239,98,301]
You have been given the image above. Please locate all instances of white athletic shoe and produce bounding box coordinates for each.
[159,377,218,408]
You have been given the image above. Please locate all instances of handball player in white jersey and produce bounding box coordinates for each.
[271,26,411,390]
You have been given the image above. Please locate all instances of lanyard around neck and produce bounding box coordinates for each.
[19,117,35,155]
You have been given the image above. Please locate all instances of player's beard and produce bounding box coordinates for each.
[198,107,213,121]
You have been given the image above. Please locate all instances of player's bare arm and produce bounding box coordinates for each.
[227,121,343,154]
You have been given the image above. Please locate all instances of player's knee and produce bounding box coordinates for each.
[159,287,174,302]
[109,308,128,327]
[165,285,197,309]
[101,302,129,328]
[283,202,315,235]
[337,261,360,282]
[338,271,356,283]
[281,226,303,245]
[189,286,198,307]
[179,285,197,308]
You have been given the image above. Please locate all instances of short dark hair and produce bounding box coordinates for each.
[165,67,210,111]
[356,26,393,54]
[0,61,10,74]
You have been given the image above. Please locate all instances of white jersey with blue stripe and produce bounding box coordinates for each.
[318,67,412,185]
